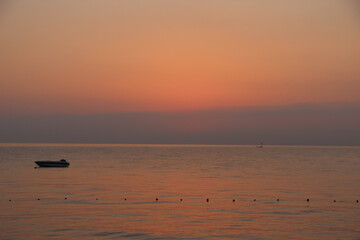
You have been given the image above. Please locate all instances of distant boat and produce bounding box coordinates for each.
[35,159,70,167]
[256,142,263,148]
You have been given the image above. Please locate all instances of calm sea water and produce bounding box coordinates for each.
[0,144,359,240]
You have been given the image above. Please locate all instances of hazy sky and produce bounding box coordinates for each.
[1,103,360,145]
[0,0,359,144]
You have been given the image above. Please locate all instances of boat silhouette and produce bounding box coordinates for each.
[35,159,70,167]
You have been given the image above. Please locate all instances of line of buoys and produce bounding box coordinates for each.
[6,197,360,204]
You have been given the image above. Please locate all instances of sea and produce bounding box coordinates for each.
[0,144,359,240]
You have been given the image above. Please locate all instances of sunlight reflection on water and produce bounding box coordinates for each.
[0,144,359,239]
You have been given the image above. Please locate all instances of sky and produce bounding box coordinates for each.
[0,0,359,145]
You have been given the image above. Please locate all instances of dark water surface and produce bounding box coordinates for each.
[0,144,359,239]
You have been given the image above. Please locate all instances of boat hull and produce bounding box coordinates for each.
[35,161,70,167]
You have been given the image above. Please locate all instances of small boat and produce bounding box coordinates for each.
[256,142,263,148]
[35,159,70,167]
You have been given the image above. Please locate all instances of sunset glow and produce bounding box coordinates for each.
[1,0,359,115]
[1,2,360,238]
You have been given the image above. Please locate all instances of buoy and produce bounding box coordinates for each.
[206,198,209,202]
[96,198,98,200]
[277,199,280,202]
[232,199,235,202]
[64,197,67,200]
[124,198,127,201]
[37,198,40,201]
[307,198,310,202]
[180,198,183,202]
[357,200,359,203]
[333,200,336,203]
[9,199,11,202]
[253,199,256,202]
[156,198,158,201]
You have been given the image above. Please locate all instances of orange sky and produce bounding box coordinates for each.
[0,0,359,114]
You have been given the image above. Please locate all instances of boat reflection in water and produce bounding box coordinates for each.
[35,159,70,167]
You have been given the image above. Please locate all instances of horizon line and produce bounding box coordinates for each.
[0,142,359,148]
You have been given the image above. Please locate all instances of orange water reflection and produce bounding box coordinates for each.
[0,144,360,239]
